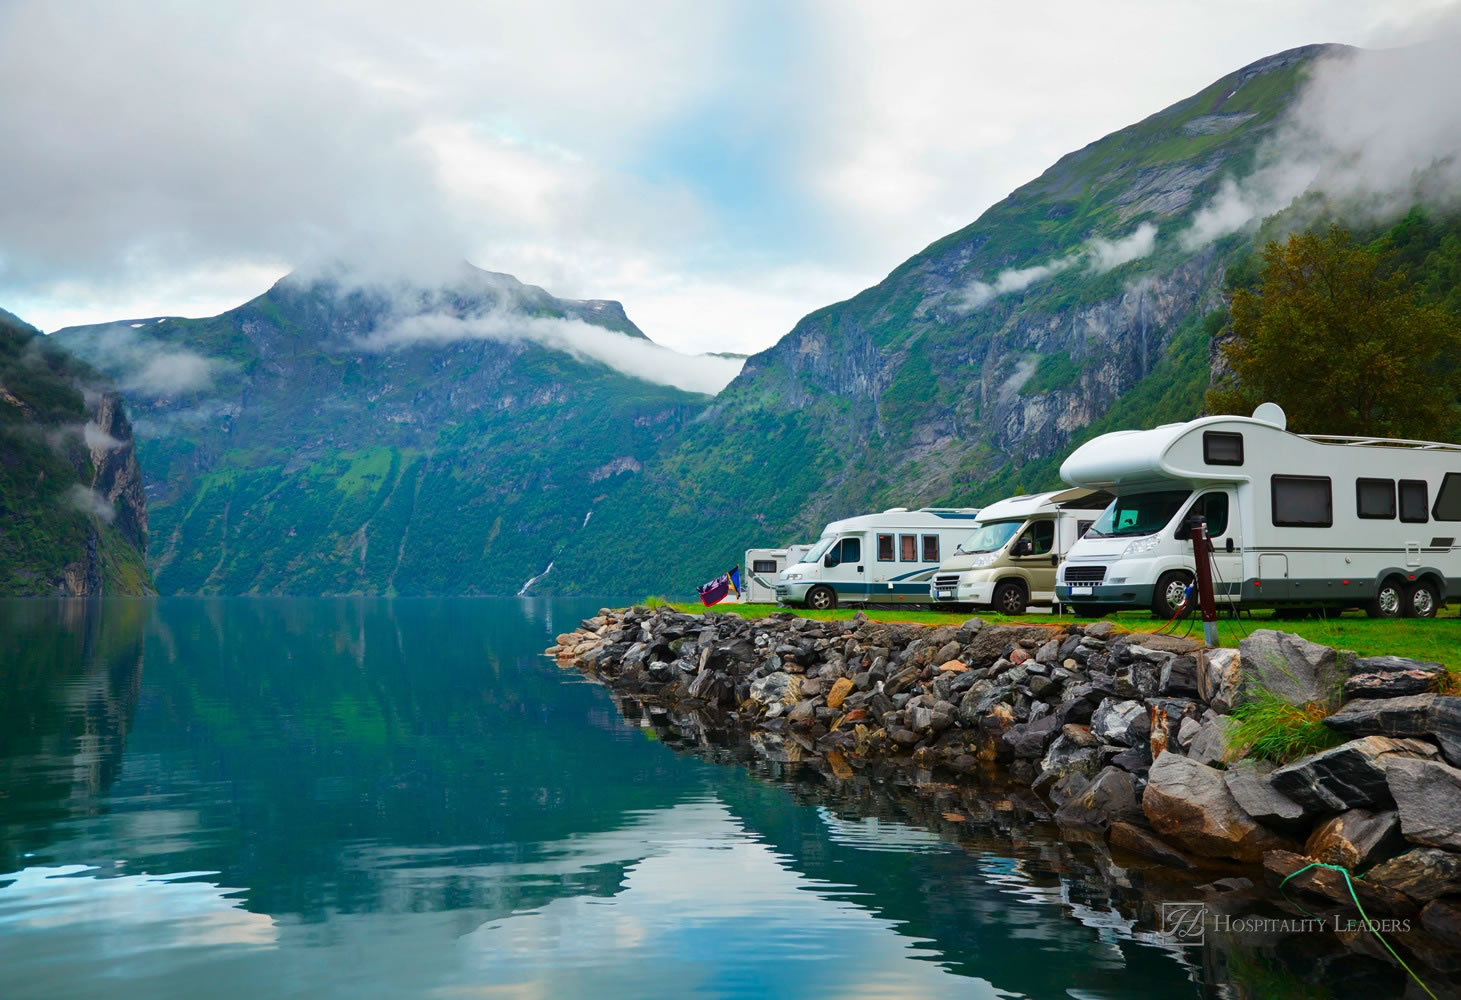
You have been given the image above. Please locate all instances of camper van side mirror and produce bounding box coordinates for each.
[1049,554,1058,567]
[824,551,839,568]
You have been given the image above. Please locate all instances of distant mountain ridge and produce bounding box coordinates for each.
[54,264,708,594]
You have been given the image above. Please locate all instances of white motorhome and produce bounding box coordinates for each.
[928,488,1111,614]
[776,507,981,610]
[1055,404,1461,618]
[741,545,811,603]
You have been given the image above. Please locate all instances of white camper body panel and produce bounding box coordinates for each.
[776,508,981,608]
[929,489,1106,609]
[1056,412,1461,614]
[742,547,809,603]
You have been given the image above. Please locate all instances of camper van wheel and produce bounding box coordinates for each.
[806,585,838,611]
[993,581,1028,616]
[1405,580,1439,618]
[1366,579,1404,618]
[1152,572,1193,620]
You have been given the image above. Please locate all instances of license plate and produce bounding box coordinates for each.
[937,591,953,598]
[1069,587,1092,596]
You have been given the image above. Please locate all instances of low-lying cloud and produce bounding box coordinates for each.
[957,222,1159,310]
[1180,34,1461,249]
[65,484,116,522]
[54,325,222,397]
[359,309,744,395]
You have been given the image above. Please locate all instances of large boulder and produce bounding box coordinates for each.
[1269,736,1439,814]
[1323,694,1461,767]
[1002,714,1061,759]
[1385,756,1461,851]
[1302,808,1401,870]
[1223,760,1309,831]
[1054,766,1144,831]
[1236,630,1349,708]
[1342,656,1447,700]
[1187,716,1237,767]
[1263,849,1416,916]
[1142,751,1290,862]
[1364,848,1461,903]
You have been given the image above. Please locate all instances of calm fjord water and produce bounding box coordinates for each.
[0,598,1305,999]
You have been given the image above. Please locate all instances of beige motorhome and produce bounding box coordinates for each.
[929,489,1111,614]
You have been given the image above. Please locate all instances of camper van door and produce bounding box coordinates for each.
[825,534,869,600]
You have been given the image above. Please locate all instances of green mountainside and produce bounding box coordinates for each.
[548,45,1346,595]
[54,265,709,595]
[0,309,152,594]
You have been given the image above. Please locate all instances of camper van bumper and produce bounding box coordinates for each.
[1055,583,1154,608]
[775,582,812,603]
[929,579,995,606]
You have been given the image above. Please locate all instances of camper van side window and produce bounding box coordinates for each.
[922,535,939,562]
[841,538,861,564]
[1434,473,1461,521]
[1272,475,1333,527]
[899,535,917,561]
[752,560,778,574]
[1356,478,1396,520]
[877,534,895,561]
[1203,431,1244,466]
[1399,480,1429,523]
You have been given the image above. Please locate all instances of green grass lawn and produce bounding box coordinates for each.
[652,600,1460,669]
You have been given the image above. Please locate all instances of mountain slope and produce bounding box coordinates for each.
[548,45,1341,596]
[55,265,710,595]
[0,309,151,594]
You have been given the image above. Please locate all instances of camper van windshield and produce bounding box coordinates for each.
[1086,490,1193,539]
[956,521,1023,554]
[804,537,835,564]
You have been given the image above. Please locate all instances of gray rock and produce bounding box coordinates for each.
[1224,759,1308,831]
[1047,769,1091,807]
[1366,848,1461,903]
[1385,756,1461,851]
[1055,766,1144,831]
[1002,714,1061,759]
[1270,736,1439,814]
[1142,751,1289,861]
[1420,899,1461,948]
[1061,723,1101,749]
[1236,630,1348,708]
[1035,637,1063,664]
[1303,808,1401,870]
[1091,698,1147,747]
[1198,647,1241,712]
[1035,733,1103,791]
[1177,716,1202,748]
[1109,744,1152,774]
[1343,656,1447,700]
[749,671,795,705]
[1084,621,1116,639]
[1323,694,1461,767]
[787,698,817,725]
[1159,654,1200,697]
[1187,716,1236,767]
[1110,820,1196,870]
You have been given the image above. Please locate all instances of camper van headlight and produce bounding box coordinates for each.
[970,553,998,568]
[1121,535,1161,558]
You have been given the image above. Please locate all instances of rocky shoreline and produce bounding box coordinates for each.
[548,606,1461,987]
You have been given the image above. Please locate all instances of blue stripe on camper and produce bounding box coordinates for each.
[888,568,936,582]
[930,513,981,520]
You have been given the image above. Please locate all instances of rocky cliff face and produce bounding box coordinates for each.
[0,309,152,595]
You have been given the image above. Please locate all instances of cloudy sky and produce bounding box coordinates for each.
[0,0,1455,353]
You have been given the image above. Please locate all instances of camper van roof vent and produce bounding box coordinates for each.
[883,507,909,513]
[1252,402,1287,429]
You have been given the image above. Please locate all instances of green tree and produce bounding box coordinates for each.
[1208,225,1461,438]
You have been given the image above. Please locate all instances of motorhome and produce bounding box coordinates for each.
[776,507,981,609]
[1055,403,1461,618]
[741,545,811,603]
[928,488,1111,614]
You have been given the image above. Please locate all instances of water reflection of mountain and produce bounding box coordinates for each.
[0,599,147,871]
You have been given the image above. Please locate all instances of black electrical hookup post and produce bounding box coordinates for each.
[1188,514,1220,648]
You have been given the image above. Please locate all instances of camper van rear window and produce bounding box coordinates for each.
[1271,475,1332,527]
[1203,431,1244,466]
[922,535,939,562]
[1434,473,1461,521]
[877,534,895,561]
[1356,478,1396,520]
[1400,480,1429,523]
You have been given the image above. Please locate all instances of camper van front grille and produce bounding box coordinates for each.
[934,575,961,589]
[1063,565,1107,585]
